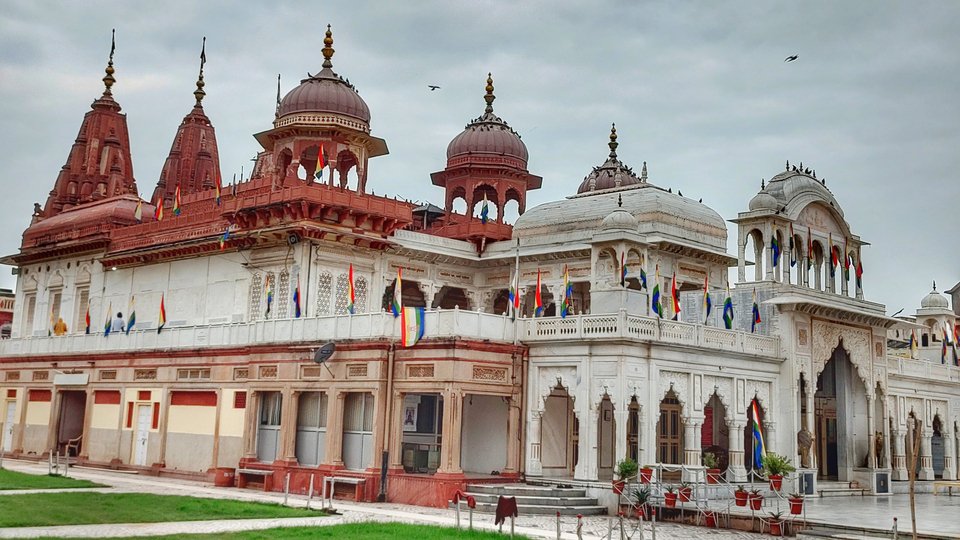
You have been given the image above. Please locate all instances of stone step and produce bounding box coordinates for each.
[466,501,608,516]
[466,484,587,498]
[817,488,869,497]
[464,492,599,507]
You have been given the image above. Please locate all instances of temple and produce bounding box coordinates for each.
[0,28,957,511]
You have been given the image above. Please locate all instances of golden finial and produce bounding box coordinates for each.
[194,36,207,106]
[484,73,495,113]
[322,25,335,69]
[608,123,618,158]
[102,29,116,95]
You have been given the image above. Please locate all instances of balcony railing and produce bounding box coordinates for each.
[887,355,960,383]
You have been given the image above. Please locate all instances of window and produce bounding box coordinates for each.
[295,392,328,466]
[259,392,282,426]
[256,391,282,463]
[342,392,375,470]
[248,273,263,321]
[657,393,683,468]
[400,393,444,474]
[177,368,211,380]
[22,294,36,336]
[74,288,89,333]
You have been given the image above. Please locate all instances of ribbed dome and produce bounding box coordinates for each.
[445,74,528,164]
[749,191,778,211]
[577,125,645,194]
[600,208,639,231]
[276,26,371,125]
[921,287,949,309]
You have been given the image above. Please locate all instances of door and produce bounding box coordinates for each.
[2,402,15,452]
[133,405,151,466]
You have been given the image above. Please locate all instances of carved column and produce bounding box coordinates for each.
[437,389,463,475]
[637,408,647,468]
[867,395,876,468]
[754,241,764,281]
[942,424,956,481]
[527,410,543,476]
[683,417,699,466]
[891,428,908,480]
[279,389,300,464]
[919,431,934,480]
[242,391,260,459]
[764,421,777,455]
[325,391,346,467]
[388,391,404,469]
[503,395,521,475]
[727,420,747,482]
[78,387,95,461]
[841,268,849,297]
[805,387,817,470]
[614,408,628,472]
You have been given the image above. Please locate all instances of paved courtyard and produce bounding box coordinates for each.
[1,460,957,538]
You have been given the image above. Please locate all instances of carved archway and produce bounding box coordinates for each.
[812,320,873,397]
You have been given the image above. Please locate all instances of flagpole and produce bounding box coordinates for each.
[513,238,521,346]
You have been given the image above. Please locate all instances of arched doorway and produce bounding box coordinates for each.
[744,398,766,477]
[814,344,869,480]
[657,390,683,482]
[541,385,577,478]
[702,393,729,473]
[626,396,640,463]
[597,395,616,480]
[932,415,945,479]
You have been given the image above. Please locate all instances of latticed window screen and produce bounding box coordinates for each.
[265,272,276,318]
[355,276,368,313]
[278,270,290,319]
[249,273,263,321]
[334,273,349,315]
[316,271,332,315]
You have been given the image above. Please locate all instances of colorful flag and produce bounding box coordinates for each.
[855,259,863,289]
[771,232,781,268]
[751,289,761,333]
[480,193,489,224]
[314,143,327,180]
[703,275,712,325]
[560,265,572,318]
[909,330,918,358]
[134,199,142,223]
[214,174,222,206]
[535,269,544,317]
[829,234,837,278]
[942,328,948,364]
[125,297,136,335]
[750,400,766,469]
[264,274,274,318]
[722,283,734,330]
[347,264,356,314]
[843,240,851,281]
[508,271,521,318]
[284,275,296,318]
[391,268,402,318]
[789,224,796,267]
[652,265,663,318]
[219,227,229,250]
[84,303,91,335]
[104,301,113,336]
[806,226,813,270]
[620,252,628,287]
[639,267,647,290]
[671,271,681,321]
[157,294,167,334]
[173,184,182,216]
[400,306,425,347]
[154,194,164,222]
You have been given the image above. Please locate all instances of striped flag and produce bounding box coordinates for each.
[103,302,113,336]
[157,294,166,334]
[264,274,274,318]
[855,259,863,289]
[84,303,91,335]
[154,194,164,222]
[293,276,302,318]
[214,174,222,206]
[639,266,647,290]
[722,283,734,330]
[750,400,766,468]
[652,265,663,318]
[702,275,712,325]
[508,271,521,318]
[125,297,136,335]
[909,330,918,359]
[347,264,356,314]
[535,269,544,317]
[173,184,182,216]
[843,239,851,281]
[314,143,327,180]
[789,224,796,267]
[751,289,761,333]
[401,306,425,347]
[670,271,681,321]
[391,268,402,318]
[219,227,229,250]
[560,265,572,318]
[480,193,489,224]
[771,232,781,268]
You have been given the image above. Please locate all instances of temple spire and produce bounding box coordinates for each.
[194,37,207,106]
[321,25,335,69]
[608,123,618,159]
[102,29,116,96]
[484,73,495,114]
[274,73,281,117]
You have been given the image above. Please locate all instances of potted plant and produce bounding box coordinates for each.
[613,458,638,495]
[663,485,678,508]
[632,486,651,519]
[679,481,693,502]
[639,464,654,484]
[768,511,784,536]
[703,452,721,484]
[734,485,748,507]
[703,509,718,528]
[762,453,796,492]
[788,492,804,515]
[748,488,763,511]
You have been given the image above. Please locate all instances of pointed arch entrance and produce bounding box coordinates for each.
[540,385,577,478]
[744,398,766,477]
[814,343,869,480]
[597,395,616,480]
[702,393,729,473]
[657,390,683,482]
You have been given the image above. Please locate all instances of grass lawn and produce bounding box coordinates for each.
[56,522,529,539]
[0,468,106,490]
[0,492,323,527]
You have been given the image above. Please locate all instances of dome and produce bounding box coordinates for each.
[276,26,371,125]
[762,167,844,218]
[577,125,645,194]
[921,286,949,309]
[600,207,639,231]
[446,74,528,164]
[749,191,778,211]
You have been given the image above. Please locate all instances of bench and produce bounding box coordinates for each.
[236,468,273,491]
[933,481,960,496]
[320,476,366,509]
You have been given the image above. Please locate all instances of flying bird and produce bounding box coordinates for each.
[428,85,441,91]
[891,308,904,317]
[784,55,798,62]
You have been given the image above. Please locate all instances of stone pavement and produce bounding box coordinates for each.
[0,460,761,538]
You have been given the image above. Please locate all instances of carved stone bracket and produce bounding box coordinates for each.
[658,370,689,409]
[702,375,734,418]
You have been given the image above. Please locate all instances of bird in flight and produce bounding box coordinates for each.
[428,85,441,91]
[784,55,799,62]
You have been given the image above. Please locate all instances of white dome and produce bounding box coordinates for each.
[921,289,949,309]
[749,192,778,211]
[600,208,639,231]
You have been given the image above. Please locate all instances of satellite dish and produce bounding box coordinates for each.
[314,342,336,364]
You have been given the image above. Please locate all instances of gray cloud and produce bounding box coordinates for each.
[0,0,956,313]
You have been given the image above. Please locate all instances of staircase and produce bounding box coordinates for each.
[458,483,608,516]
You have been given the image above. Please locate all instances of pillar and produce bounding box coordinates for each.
[504,395,522,475]
[943,424,956,480]
[325,391,346,467]
[527,410,543,476]
[841,268,849,297]
[387,391,404,469]
[683,417,699,466]
[437,389,463,475]
[279,389,300,464]
[881,401,892,469]
[891,428,908,480]
[78,387,95,461]
[805,388,817,470]
[727,419,747,482]
[764,421,777,455]
[919,432,934,480]
[755,241,764,281]
[637,408,647,468]
[241,391,260,459]
[614,408,628,469]
[867,395,876,468]
[738,241,746,283]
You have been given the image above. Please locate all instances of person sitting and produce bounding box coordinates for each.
[111,312,125,334]
[53,317,68,336]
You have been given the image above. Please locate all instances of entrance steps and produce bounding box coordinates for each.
[816,481,869,497]
[458,483,608,516]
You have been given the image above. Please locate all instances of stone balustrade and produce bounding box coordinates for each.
[887,355,960,383]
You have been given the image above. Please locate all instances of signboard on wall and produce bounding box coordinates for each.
[402,395,420,432]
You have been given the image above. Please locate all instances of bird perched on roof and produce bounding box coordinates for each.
[785,54,799,62]
[428,85,441,91]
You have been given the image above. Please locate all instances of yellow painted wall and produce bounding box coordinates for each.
[91,403,121,430]
[25,400,50,426]
[219,390,245,437]
[167,405,216,436]
[0,389,22,418]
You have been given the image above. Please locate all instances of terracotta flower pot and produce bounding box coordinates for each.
[634,505,645,519]
[705,512,717,528]
[789,497,803,515]
[664,492,677,507]
[612,480,626,495]
[734,490,748,507]
[768,474,783,491]
[769,520,783,536]
[749,494,763,511]
[639,468,653,484]
[706,468,722,484]
[679,486,692,502]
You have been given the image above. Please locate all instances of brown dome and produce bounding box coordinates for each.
[445,74,528,165]
[577,124,646,194]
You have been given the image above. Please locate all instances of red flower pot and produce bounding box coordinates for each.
[634,505,645,519]
[664,492,677,507]
[749,494,763,511]
[612,480,626,495]
[704,512,717,527]
[639,468,653,484]
[769,520,783,536]
[734,490,748,507]
[768,474,783,491]
[706,469,722,484]
[679,486,692,502]
[789,497,804,515]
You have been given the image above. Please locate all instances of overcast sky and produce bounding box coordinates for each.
[0,1,957,315]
